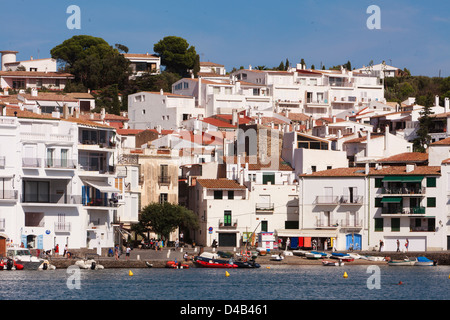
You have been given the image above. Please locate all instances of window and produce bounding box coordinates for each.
[228,191,234,200]
[285,221,299,229]
[248,174,256,182]
[426,177,436,188]
[375,178,383,188]
[261,220,268,232]
[224,210,232,226]
[159,193,168,204]
[374,218,383,231]
[311,166,317,173]
[23,181,50,203]
[391,218,400,232]
[327,166,332,170]
[427,197,436,207]
[262,173,275,185]
[214,190,223,199]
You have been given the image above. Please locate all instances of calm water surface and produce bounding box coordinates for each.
[0,265,449,300]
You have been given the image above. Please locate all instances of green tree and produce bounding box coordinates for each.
[132,202,199,243]
[285,58,290,71]
[50,35,130,90]
[413,105,434,152]
[153,36,199,77]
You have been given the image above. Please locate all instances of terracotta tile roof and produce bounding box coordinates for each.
[300,165,440,177]
[200,61,224,67]
[201,117,236,128]
[62,117,114,129]
[197,178,246,190]
[116,129,144,135]
[5,107,57,120]
[0,71,73,78]
[281,112,310,122]
[431,137,450,145]
[377,152,428,163]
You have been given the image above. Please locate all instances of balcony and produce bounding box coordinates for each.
[380,206,426,216]
[22,194,82,206]
[339,196,363,205]
[158,176,171,185]
[0,190,18,201]
[314,196,339,205]
[255,203,274,212]
[338,219,364,229]
[83,197,119,208]
[55,222,71,233]
[218,219,237,228]
[380,187,425,196]
[44,158,77,169]
[22,158,41,168]
[315,219,339,228]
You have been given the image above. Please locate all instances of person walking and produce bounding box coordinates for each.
[114,244,120,260]
[125,245,131,260]
[405,239,409,252]
[379,240,384,252]
[396,239,400,252]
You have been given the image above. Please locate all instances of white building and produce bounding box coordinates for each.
[128,91,202,131]
[0,50,57,72]
[123,53,160,78]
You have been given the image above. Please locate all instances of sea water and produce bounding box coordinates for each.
[0,264,449,301]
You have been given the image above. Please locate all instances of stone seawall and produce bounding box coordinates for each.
[48,251,450,269]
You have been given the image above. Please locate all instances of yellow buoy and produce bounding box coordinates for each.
[225,271,230,277]
[343,272,348,278]
[266,266,270,269]
[129,270,133,276]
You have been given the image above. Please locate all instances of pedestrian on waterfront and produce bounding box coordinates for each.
[63,244,68,257]
[396,239,400,252]
[55,244,59,256]
[379,240,384,252]
[126,245,131,260]
[405,239,409,252]
[114,244,120,260]
[155,240,159,251]
[175,239,179,250]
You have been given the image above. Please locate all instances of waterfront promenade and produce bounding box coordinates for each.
[46,247,450,269]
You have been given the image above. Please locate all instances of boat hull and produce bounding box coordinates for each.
[193,256,237,268]
[322,260,344,266]
[388,260,415,266]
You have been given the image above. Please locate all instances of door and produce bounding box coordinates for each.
[218,233,236,247]
[346,234,362,250]
[37,235,43,250]
[0,237,6,256]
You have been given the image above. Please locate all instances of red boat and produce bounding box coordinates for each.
[165,261,189,269]
[193,256,237,268]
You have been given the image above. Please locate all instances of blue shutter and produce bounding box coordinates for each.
[82,185,86,205]
[21,235,27,248]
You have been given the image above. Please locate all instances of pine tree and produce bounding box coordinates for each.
[413,105,434,152]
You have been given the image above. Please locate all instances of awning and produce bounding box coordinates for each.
[381,197,402,203]
[382,175,424,182]
[83,179,120,193]
[275,229,338,238]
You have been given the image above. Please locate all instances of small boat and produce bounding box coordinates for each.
[38,260,56,270]
[305,252,322,259]
[388,258,416,266]
[349,253,362,260]
[232,260,260,268]
[166,260,189,269]
[193,256,237,268]
[414,257,435,266]
[311,251,329,258]
[331,252,350,259]
[6,248,42,270]
[366,256,385,261]
[322,260,344,266]
[145,261,153,268]
[75,259,104,270]
[271,254,284,261]
[293,250,308,257]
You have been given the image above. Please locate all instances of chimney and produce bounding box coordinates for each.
[249,65,252,70]
[100,108,105,120]
[445,97,449,113]
[365,130,371,157]
[232,109,238,126]
[123,122,129,129]
[31,88,38,97]
[74,107,80,118]
[406,164,415,173]
[332,115,336,123]
[198,78,202,107]
[435,95,440,107]
[160,88,164,95]
[3,88,8,96]
[63,103,69,119]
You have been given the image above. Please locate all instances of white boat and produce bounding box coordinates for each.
[349,253,361,260]
[6,247,43,270]
[270,254,284,261]
[38,260,56,270]
[414,257,435,266]
[388,258,416,266]
[366,256,385,261]
[293,250,308,257]
[305,252,322,259]
[322,260,344,266]
[75,259,104,270]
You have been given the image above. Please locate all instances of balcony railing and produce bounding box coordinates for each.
[158,176,171,185]
[22,194,82,205]
[255,203,275,212]
[0,190,18,200]
[55,222,71,233]
[44,158,77,169]
[83,197,119,207]
[381,187,425,195]
[22,158,41,168]
[218,219,237,228]
[314,196,339,205]
[315,219,339,228]
[338,219,364,228]
[381,206,426,215]
[340,196,363,204]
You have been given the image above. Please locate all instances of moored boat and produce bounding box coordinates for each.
[414,256,436,266]
[6,247,42,270]
[166,260,189,269]
[305,252,322,259]
[330,252,350,259]
[311,251,329,258]
[293,250,308,257]
[232,259,260,268]
[322,260,344,266]
[193,256,237,268]
[388,258,416,266]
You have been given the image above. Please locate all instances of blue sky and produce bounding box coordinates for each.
[1,0,449,77]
